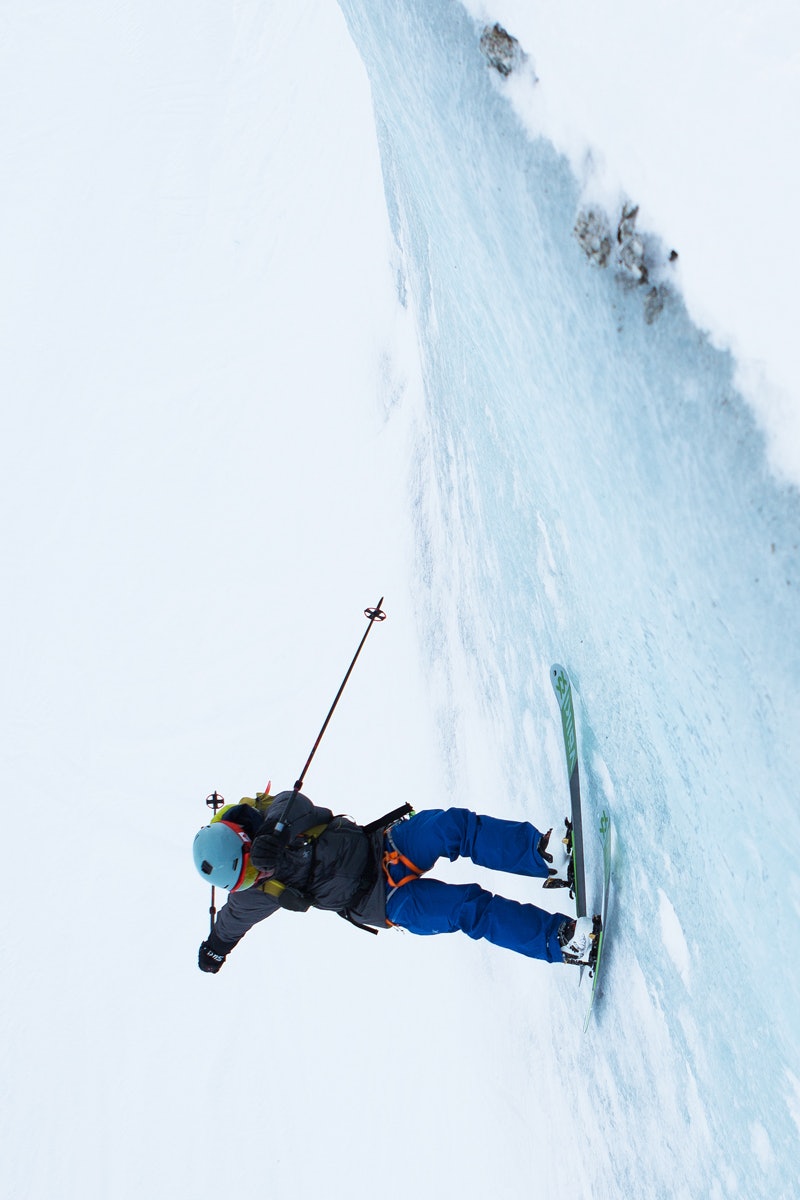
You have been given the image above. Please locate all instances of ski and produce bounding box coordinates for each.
[550,664,587,919]
[583,808,612,1031]
[550,663,609,1017]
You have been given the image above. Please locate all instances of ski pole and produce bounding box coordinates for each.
[275,598,387,833]
[205,790,225,930]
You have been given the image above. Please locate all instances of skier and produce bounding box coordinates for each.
[194,786,600,973]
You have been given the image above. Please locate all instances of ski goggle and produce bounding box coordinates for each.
[218,820,254,892]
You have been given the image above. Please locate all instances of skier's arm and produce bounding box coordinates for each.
[267,789,334,832]
[198,887,281,973]
[250,790,333,870]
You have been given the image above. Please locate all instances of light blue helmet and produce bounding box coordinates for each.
[193,821,252,891]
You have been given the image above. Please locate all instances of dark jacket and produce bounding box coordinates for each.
[211,790,387,953]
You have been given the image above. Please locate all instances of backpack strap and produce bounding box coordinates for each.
[362,803,414,835]
[257,877,286,899]
[338,910,380,935]
[299,822,328,841]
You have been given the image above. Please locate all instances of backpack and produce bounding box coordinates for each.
[252,801,413,930]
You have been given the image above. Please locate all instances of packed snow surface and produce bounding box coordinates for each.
[2,2,799,1199]
[336,5,799,1196]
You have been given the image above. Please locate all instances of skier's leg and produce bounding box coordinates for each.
[386,876,569,962]
[391,808,551,879]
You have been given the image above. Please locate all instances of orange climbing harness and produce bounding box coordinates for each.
[377,813,422,928]
[382,845,424,889]
[382,823,425,891]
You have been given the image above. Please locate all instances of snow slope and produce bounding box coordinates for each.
[339,3,800,1197]
[2,2,799,1199]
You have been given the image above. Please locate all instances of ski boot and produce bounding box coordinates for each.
[539,818,574,893]
[557,914,602,968]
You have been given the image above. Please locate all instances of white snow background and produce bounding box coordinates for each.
[2,2,799,1199]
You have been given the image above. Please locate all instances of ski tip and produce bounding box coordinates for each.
[550,664,573,707]
[550,663,569,691]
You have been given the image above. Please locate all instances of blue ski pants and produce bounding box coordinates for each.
[384,809,570,962]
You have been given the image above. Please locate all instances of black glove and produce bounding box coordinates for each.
[250,823,292,872]
[198,929,236,974]
[198,940,226,973]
